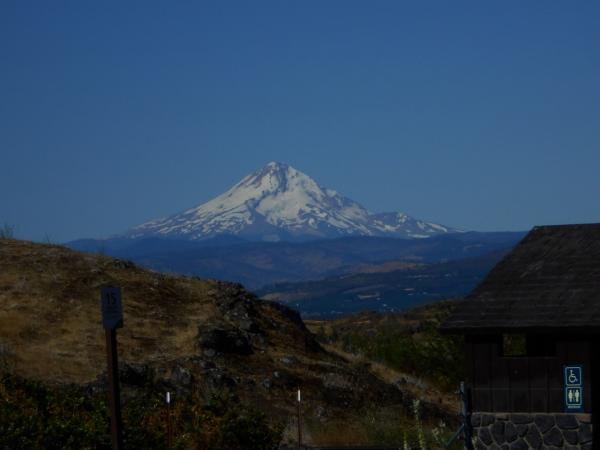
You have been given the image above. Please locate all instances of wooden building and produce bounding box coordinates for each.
[442,224,600,449]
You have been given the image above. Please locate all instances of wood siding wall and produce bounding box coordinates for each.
[466,335,592,413]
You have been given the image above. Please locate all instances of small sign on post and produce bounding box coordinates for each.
[101,286,124,450]
[102,286,123,330]
[564,365,584,412]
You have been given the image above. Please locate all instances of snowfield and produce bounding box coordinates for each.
[126,162,458,241]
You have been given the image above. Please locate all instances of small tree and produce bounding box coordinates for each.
[0,223,15,239]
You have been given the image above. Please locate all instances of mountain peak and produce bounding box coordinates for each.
[258,161,294,178]
[265,161,289,169]
[243,161,302,191]
[126,162,458,241]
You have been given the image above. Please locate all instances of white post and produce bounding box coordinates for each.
[296,388,302,446]
[166,391,172,450]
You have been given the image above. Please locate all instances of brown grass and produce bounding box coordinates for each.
[0,238,459,447]
[0,238,219,383]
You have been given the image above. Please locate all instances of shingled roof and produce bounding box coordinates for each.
[441,223,600,333]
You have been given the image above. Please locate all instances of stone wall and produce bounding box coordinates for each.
[472,413,592,450]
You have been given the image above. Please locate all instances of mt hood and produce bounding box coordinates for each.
[126,162,458,241]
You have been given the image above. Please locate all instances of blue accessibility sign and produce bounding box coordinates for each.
[564,365,583,412]
[565,366,582,386]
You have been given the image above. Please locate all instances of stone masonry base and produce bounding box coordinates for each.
[472,413,592,450]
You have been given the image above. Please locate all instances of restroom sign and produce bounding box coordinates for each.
[564,365,583,412]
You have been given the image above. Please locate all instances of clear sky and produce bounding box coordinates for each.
[1,1,599,242]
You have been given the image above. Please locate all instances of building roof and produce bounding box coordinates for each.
[441,223,600,333]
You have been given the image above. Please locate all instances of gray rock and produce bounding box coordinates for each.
[491,421,506,444]
[482,414,496,426]
[511,414,534,424]
[239,318,260,333]
[315,406,327,418]
[476,441,487,450]
[112,259,135,269]
[280,356,298,365]
[509,438,529,450]
[207,370,236,388]
[190,357,215,370]
[578,423,593,444]
[490,444,502,450]
[505,422,518,443]
[199,360,215,369]
[170,365,192,386]
[563,429,578,445]
[542,427,563,447]
[581,444,593,450]
[252,334,268,348]
[515,424,528,437]
[261,378,272,389]
[525,425,542,450]
[555,414,579,430]
[471,414,482,427]
[322,372,353,390]
[534,414,555,434]
[479,427,493,445]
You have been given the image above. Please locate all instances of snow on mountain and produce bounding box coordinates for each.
[370,212,453,238]
[125,162,459,241]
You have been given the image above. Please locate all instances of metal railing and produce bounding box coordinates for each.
[443,382,473,450]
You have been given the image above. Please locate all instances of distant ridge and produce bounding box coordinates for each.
[123,161,460,242]
[67,231,526,291]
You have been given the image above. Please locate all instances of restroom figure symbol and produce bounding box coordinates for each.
[567,388,582,405]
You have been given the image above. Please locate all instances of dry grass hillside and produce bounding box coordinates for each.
[0,238,457,447]
[306,301,466,409]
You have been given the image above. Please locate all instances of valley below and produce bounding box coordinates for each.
[258,249,506,318]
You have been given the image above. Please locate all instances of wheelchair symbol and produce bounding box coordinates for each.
[568,369,578,384]
[565,366,582,387]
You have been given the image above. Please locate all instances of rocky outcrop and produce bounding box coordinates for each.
[199,328,253,355]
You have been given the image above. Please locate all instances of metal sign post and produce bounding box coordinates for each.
[101,286,124,450]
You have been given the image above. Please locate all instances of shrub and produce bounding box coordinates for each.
[0,223,15,239]
[0,373,282,450]
[327,309,464,392]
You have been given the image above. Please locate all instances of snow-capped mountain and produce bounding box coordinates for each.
[125,162,459,241]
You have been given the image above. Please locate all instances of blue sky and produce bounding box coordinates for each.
[1,1,599,242]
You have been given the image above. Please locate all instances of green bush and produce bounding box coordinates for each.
[332,311,464,391]
[0,373,282,450]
